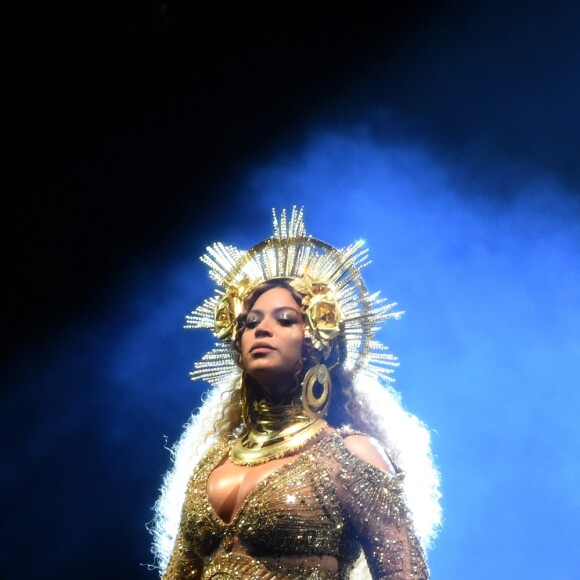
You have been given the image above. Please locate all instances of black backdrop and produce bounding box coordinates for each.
[6,1,450,360]
[6,0,580,362]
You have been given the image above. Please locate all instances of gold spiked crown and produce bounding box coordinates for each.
[185,206,403,387]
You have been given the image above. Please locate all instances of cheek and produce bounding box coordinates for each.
[289,330,305,358]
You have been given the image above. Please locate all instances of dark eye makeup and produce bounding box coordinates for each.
[245,308,301,329]
[277,312,299,326]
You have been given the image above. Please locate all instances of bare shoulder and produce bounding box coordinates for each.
[342,433,396,474]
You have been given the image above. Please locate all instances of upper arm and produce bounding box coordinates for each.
[342,434,396,474]
[336,433,429,578]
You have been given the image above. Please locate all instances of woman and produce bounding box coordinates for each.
[150,207,441,579]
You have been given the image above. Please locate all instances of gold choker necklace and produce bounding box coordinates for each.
[229,400,328,466]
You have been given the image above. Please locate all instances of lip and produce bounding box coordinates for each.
[249,342,276,353]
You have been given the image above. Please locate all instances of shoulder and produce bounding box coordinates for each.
[341,432,396,475]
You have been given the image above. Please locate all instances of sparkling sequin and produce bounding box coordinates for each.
[163,427,429,579]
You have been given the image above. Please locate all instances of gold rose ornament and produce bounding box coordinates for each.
[214,278,252,340]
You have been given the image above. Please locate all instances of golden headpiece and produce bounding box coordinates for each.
[185,206,402,387]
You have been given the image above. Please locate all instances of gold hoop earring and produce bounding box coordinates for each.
[300,363,332,420]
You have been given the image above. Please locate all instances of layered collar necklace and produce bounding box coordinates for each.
[229,399,328,466]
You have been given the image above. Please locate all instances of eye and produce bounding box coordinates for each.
[278,312,299,326]
[245,315,260,329]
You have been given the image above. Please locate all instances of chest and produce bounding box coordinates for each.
[206,455,296,523]
[179,437,358,562]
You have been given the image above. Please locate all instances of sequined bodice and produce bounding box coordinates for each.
[163,428,429,579]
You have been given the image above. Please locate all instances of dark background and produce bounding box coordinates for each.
[6,0,450,361]
[3,1,579,578]
[7,0,580,363]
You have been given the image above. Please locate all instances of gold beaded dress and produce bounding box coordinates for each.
[162,426,429,579]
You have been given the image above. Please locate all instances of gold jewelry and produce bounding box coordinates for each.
[186,206,403,388]
[230,400,328,465]
[301,363,332,420]
[239,373,251,428]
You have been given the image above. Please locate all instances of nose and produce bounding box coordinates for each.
[254,317,274,337]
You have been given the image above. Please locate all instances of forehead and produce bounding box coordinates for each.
[250,287,301,311]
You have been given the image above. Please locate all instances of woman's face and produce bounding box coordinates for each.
[241,286,305,399]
